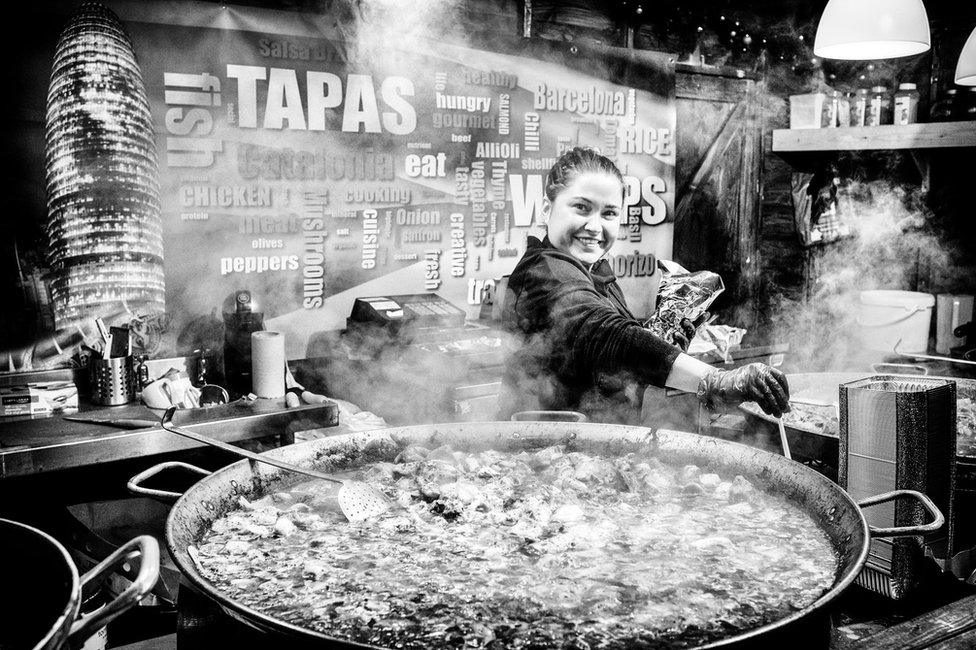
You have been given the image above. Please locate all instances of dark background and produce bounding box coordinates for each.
[4,0,976,358]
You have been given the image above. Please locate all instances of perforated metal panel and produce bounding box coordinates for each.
[839,376,957,599]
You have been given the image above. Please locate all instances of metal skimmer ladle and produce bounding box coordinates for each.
[775,416,792,461]
[159,408,389,521]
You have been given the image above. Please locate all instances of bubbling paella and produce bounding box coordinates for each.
[190,444,838,648]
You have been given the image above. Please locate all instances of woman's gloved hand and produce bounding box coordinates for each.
[697,363,790,417]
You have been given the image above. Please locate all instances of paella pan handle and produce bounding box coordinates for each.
[858,489,945,538]
[511,410,587,422]
[67,535,160,645]
[127,461,212,503]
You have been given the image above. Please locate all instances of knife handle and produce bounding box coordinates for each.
[109,419,158,429]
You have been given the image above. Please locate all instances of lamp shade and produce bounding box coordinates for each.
[814,0,930,60]
[956,27,976,85]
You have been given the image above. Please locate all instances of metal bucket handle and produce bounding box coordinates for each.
[67,535,160,645]
[855,305,929,328]
[127,461,211,503]
[858,489,945,538]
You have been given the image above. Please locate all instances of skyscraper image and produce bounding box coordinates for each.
[45,2,164,328]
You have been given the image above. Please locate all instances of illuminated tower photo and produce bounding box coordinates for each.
[45,2,165,328]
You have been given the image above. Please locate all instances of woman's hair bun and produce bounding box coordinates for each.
[544,146,624,201]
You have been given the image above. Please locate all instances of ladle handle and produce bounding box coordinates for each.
[892,339,976,367]
[160,408,342,485]
[776,417,792,461]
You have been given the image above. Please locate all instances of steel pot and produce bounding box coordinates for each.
[739,372,976,462]
[739,371,976,578]
[739,372,976,475]
[0,518,159,650]
[129,422,943,649]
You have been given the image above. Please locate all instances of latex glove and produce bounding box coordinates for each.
[698,363,790,417]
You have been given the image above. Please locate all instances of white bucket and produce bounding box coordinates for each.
[857,290,934,353]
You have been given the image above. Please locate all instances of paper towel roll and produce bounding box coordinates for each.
[251,330,286,398]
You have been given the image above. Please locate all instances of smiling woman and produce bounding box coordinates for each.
[499,147,790,424]
[543,159,622,264]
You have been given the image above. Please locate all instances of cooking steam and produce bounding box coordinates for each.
[334,0,465,72]
[766,180,956,372]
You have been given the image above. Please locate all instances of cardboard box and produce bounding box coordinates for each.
[0,381,79,417]
[790,93,826,129]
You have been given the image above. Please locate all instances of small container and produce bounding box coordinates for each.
[822,90,850,128]
[964,87,976,121]
[893,82,919,125]
[852,88,870,126]
[857,290,934,353]
[929,88,960,122]
[89,355,137,406]
[866,86,892,126]
[839,92,851,127]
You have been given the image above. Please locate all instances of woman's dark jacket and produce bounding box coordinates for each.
[499,236,680,422]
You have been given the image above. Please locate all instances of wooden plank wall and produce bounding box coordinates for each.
[673,71,764,331]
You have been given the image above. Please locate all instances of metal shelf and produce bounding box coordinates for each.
[0,399,339,478]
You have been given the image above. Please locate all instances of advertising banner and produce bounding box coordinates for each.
[45,3,676,359]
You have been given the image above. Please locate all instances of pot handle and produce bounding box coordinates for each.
[858,489,945,538]
[67,535,160,645]
[127,461,211,503]
[511,410,587,422]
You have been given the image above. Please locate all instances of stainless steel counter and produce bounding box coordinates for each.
[0,398,338,478]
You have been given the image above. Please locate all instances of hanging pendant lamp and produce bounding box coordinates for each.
[956,27,976,85]
[814,0,930,60]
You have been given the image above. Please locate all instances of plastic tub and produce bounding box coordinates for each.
[857,290,934,353]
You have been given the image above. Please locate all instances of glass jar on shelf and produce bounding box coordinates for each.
[852,88,869,126]
[929,88,960,122]
[821,90,850,127]
[893,83,919,125]
[964,87,976,121]
[866,86,892,126]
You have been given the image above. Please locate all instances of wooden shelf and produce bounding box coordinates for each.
[772,121,976,153]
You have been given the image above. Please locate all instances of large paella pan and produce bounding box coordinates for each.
[130,420,942,649]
